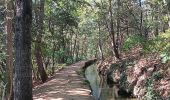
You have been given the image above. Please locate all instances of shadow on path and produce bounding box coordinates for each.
[33,61,94,100]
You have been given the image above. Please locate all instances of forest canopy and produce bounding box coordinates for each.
[0,0,170,99]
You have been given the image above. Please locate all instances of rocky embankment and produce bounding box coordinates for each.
[97,49,170,99]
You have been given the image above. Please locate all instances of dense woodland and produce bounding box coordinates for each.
[0,0,170,100]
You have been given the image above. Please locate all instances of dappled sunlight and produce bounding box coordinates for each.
[33,62,93,100]
[55,98,64,100]
[34,97,64,100]
[67,88,91,96]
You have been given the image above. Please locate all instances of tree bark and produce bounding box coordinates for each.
[76,43,79,61]
[34,0,48,83]
[5,0,14,99]
[98,22,104,60]
[14,0,32,99]
[35,43,47,83]
[139,0,143,35]
[48,18,55,74]
[116,0,120,57]
[60,27,65,63]
[155,14,159,36]
[108,0,120,59]
[73,33,77,61]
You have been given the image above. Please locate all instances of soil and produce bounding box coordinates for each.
[33,61,94,100]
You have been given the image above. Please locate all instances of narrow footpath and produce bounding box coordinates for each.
[33,61,94,100]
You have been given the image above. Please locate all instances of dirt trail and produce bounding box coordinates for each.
[33,61,94,100]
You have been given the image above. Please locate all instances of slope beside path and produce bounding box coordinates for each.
[33,61,94,100]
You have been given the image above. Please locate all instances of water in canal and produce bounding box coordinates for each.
[85,64,136,100]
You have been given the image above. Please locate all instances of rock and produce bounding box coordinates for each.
[133,74,147,98]
[117,88,133,98]
[133,86,146,98]
[83,58,97,69]
[106,70,118,88]
[147,67,154,76]
[136,74,147,86]
[133,85,140,97]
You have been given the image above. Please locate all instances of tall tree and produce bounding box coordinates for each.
[14,0,32,99]
[116,0,121,57]
[5,0,13,99]
[34,0,48,83]
[108,0,120,59]
[139,0,143,35]
[98,21,104,60]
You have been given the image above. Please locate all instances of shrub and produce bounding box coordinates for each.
[123,34,145,51]
[123,29,170,63]
[145,72,163,100]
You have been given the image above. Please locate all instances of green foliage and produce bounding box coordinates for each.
[119,71,128,89]
[145,72,163,100]
[0,82,7,100]
[145,82,160,100]
[0,52,6,61]
[123,34,161,53]
[56,49,65,59]
[158,30,170,63]
[0,5,6,97]
[0,6,4,33]
[160,53,170,63]
[123,35,145,51]
[75,55,85,62]
[45,0,80,28]
[152,71,163,81]
[0,61,7,99]
[123,29,170,64]
[166,0,170,11]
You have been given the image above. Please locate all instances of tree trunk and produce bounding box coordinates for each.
[34,0,48,83]
[52,43,56,74]
[49,20,55,74]
[73,33,77,61]
[60,28,65,63]
[108,0,120,59]
[139,0,143,35]
[126,20,129,36]
[5,0,14,99]
[76,44,79,61]
[116,0,120,57]
[155,6,159,36]
[98,22,104,60]
[35,44,47,83]
[168,14,170,28]
[14,0,32,99]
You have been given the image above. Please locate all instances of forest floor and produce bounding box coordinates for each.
[33,61,93,100]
